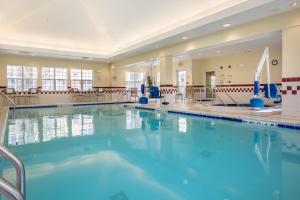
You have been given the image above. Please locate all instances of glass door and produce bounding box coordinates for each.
[177,70,187,95]
[206,71,216,98]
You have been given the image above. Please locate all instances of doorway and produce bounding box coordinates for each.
[206,71,216,98]
[177,70,187,95]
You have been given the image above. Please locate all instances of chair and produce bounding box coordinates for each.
[95,88,105,101]
[175,86,184,102]
[28,88,39,104]
[119,89,128,101]
[129,88,138,101]
[71,88,83,102]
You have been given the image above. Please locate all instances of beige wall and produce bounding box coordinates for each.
[192,48,282,86]
[0,54,111,88]
[282,25,300,78]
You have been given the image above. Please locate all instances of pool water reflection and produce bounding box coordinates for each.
[2,105,300,200]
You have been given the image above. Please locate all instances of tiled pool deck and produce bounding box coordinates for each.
[1,101,300,143]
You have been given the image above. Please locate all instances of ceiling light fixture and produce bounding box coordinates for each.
[216,50,221,54]
[223,23,231,27]
[181,37,188,40]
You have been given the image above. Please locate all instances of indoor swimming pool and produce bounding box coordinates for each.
[1,104,300,200]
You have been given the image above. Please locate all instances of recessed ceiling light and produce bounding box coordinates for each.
[216,50,221,54]
[182,37,188,40]
[223,23,231,27]
[155,45,159,49]
[271,7,281,12]
[290,2,297,7]
[197,53,202,56]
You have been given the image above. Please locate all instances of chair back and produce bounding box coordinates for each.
[5,88,15,94]
[29,88,38,94]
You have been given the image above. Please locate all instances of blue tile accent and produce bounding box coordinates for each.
[135,107,155,111]
[278,124,286,128]
[13,105,58,110]
[12,102,135,110]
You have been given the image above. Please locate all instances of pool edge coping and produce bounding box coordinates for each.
[134,105,300,131]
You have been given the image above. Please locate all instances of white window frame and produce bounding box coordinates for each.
[125,72,145,90]
[7,65,37,91]
[42,67,67,91]
[71,69,93,91]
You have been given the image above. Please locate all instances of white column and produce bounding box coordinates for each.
[282,25,300,116]
[159,55,176,102]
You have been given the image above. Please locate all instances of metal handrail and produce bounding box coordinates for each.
[0,91,15,112]
[224,92,239,106]
[204,86,225,104]
[0,145,25,200]
[0,178,24,200]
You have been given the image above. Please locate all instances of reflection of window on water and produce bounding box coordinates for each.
[178,117,187,133]
[126,110,142,130]
[8,119,39,146]
[43,116,68,142]
[72,114,94,136]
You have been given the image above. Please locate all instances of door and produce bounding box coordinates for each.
[206,71,216,98]
[177,70,187,95]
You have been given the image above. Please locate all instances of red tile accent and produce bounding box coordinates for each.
[297,86,300,90]
[282,77,300,82]
[287,86,292,90]
[292,90,298,95]
[282,90,287,95]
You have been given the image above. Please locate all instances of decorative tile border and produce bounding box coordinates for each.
[135,106,300,131]
[216,83,282,93]
[0,87,127,95]
[281,77,300,95]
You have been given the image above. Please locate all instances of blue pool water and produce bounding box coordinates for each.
[2,105,300,200]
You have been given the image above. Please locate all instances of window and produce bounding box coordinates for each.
[7,65,37,91]
[71,69,93,91]
[125,72,145,90]
[42,67,67,91]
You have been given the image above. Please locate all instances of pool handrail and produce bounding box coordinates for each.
[0,91,15,112]
[0,145,25,200]
[223,92,239,106]
[204,86,225,105]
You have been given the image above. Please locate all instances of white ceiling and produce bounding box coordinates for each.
[184,31,282,60]
[0,0,298,61]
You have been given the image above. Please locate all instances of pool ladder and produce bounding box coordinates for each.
[0,145,25,200]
